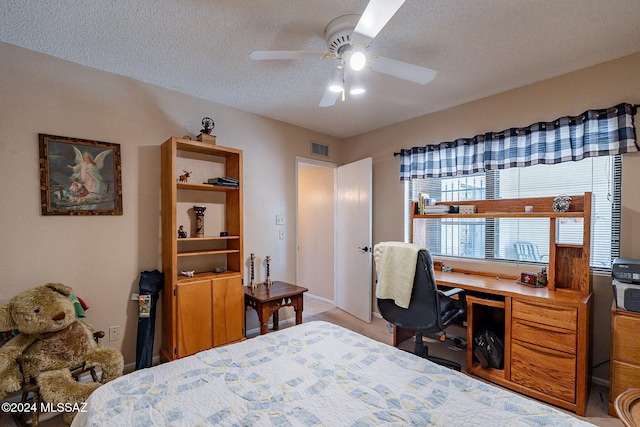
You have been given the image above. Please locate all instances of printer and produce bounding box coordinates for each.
[612,258,640,312]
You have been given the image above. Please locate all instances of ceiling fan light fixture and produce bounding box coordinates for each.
[329,66,344,93]
[349,72,366,95]
[350,86,366,95]
[349,50,367,71]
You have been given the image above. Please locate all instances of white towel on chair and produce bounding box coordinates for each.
[373,242,423,309]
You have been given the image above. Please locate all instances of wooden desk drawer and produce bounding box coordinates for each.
[613,315,640,365]
[511,340,576,403]
[512,318,576,354]
[512,300,577,331]
[611,361,640,401]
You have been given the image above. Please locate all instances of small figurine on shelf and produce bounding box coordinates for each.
[537,267,548,287]
[249,253,257,291]
[197,117,216,144]
[181,270,195,277]
[178,225,187,239]
[193,206,206,237]
[178,170,192,183]
[200,117,215,135]
[264,256,272,288]
[552,195,572,212]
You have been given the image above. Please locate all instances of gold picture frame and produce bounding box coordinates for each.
[39,134,123,215]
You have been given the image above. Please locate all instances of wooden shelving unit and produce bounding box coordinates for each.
[160,137,245,361]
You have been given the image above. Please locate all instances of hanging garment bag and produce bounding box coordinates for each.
[135,269,164,370]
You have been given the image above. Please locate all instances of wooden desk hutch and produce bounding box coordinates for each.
[403,193,593,415]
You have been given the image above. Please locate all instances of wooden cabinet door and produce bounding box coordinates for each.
[177,279,213,358]
[212,276,244,346]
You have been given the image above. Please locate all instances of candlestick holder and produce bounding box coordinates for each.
[249,253,257,291]
[264,256,272,288]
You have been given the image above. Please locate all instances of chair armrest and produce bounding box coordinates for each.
[441,288,464,298]
[439,287,467,320]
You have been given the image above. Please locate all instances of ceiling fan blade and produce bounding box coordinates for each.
[371,56,437,84]
[250,51,328,60]
[351,0,406,47]
[319,86,340,107]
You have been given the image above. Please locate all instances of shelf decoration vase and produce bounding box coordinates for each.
[193,206,206,237]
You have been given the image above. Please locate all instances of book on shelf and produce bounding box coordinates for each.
[417,193,438,214]
[421,205,450,214]
[206,177,239,187]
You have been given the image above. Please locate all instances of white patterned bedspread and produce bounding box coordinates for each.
[72,321,594,426]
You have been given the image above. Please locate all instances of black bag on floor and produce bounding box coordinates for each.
[473,329,504,369]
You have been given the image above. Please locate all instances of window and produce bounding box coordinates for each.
[406,156,620,271]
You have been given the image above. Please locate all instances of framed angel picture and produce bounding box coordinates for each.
[39,134,123,215]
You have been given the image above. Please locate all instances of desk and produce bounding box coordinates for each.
[407,193,592,415]
[244,281,308,335]
[394,269,592,416]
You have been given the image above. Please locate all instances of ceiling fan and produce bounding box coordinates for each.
[250,0,437,107]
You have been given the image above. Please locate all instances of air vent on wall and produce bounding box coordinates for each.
[310,141,329,157]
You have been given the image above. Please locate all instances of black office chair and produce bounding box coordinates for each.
[377,249,466,371]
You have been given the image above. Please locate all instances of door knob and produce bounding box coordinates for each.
[358,246,370,253]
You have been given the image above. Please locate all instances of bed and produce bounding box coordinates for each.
[72,321,593,426]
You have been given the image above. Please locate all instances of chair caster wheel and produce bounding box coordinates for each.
[453,337,467,348]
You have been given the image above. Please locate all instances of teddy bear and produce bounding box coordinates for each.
[0,283,124,424]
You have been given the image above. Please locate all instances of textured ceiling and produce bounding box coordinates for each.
[1,1,639,139]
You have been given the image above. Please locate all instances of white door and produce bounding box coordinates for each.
[336,157,372,323]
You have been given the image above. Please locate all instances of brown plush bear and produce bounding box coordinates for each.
[0,283,124,424]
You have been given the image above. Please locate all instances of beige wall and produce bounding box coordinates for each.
[0,42,342,366]
[343,53,640,381]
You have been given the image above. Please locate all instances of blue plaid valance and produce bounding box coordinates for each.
[400,103,638,180]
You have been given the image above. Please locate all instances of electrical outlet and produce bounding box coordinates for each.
[109,326,120,342]
[275,215,285,225]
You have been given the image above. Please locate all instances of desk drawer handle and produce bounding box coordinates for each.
[515,339,573,359]
[515,318,573,334]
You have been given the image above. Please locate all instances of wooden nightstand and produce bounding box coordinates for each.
[609,303,640,417]
[245,281,308,335]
